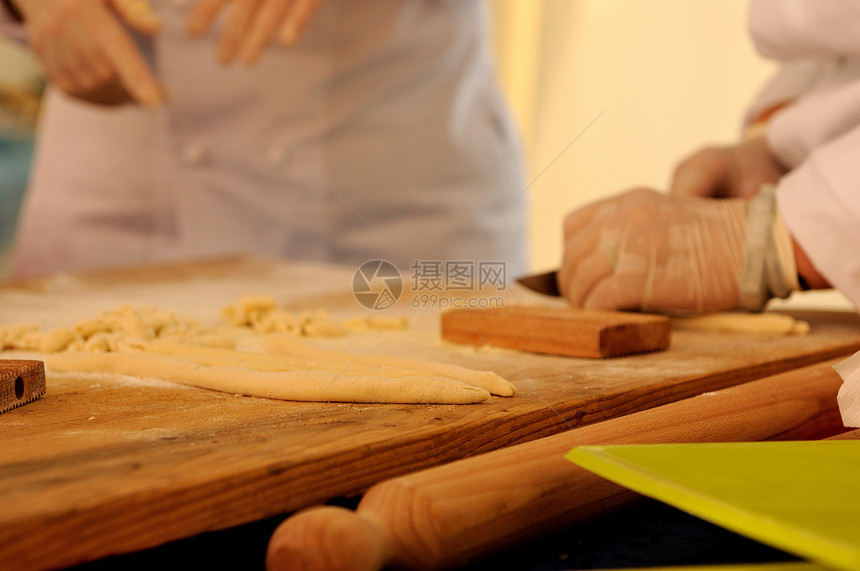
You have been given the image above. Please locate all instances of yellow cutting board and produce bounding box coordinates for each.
[566,441,860,571]
[602,564,823,571]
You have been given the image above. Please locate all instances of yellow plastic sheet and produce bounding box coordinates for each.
[566,441,860,571]
[603,564,823,571]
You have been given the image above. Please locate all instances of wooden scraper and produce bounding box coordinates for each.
[441,306,671,358]
[0,360,46,414]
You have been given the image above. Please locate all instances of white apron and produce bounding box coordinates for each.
[11,0,527,277]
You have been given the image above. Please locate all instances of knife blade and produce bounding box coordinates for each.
[515,270,561,297]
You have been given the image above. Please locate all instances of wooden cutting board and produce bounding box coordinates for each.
[1,257,860,570]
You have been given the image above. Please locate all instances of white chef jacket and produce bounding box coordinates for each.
[748,0,860,426]
[4,0,527,278]
[748,0,860,308]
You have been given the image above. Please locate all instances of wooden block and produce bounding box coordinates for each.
[441,306,671,358]
[0,360,46,414]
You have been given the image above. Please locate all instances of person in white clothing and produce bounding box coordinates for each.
[557,0,860,427]
[558,0,858,314]
[2,0,527,278]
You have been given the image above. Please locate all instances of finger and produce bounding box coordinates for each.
[584,254,649,311]
[82,62,134,105]
[96,14,165,105]
[79,81,135,106]
[562,189,637,239]
[39,34,77,90]
[669,149,728,198]
[44,34,102,99]
[563,209,593,240]
[562,202,603,243]
[70,65,108,96]
[562,252,615,308]
[278,0,321,45]
[670,164,720,197]
[562,225,602,275]
[218,0,262,63]
[72,23,122,85]
[48,71,77,98]
[49,53,132,106]
[109,0,162,34]
[562,197,632,264]
[558,219,603,304]
[584,278,642,311]
[187,0,228,35]
[238,0,294,64]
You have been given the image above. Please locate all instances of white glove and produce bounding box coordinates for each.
[187,0,323,65]
[14,0,165,106]
[558,188,748,313]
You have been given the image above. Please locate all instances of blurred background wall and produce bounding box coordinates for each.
[488,0,775,271]
[0,1,778,276]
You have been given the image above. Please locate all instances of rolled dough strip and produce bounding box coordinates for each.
[144,340,424,378]
[262,334,516,397]
[145,339,515,398]
[46,352,490,404]
[673,312,810,336]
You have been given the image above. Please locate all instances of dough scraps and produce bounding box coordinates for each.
[220,295,408,337]
[4,298,510,404]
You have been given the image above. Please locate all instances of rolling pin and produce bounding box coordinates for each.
[267,360,848,571]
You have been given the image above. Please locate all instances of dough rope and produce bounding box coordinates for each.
[263,335,516,397]
[673,312,809,335]
[47,351,491,404]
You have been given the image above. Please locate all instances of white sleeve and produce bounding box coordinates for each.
[776,123,860,309]
[743,59,827,127]
[766,70,860,168]
[750,0,860,59]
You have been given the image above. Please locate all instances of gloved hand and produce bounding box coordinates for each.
[558,188,748,314]
[187,0,322,65]
[13,0,165,106]
[669,135,786,199]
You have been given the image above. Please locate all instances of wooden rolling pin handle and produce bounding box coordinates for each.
[268,361,847,570]
[266,506,390,571]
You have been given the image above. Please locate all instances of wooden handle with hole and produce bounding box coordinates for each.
[0,360,46,414]
[266,360,847,570]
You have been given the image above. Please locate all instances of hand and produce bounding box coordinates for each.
[669,135,786,199]
[13,0,165,106]
[558,188,748,313]
[186,0,322,65]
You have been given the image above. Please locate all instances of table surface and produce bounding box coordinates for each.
[2,257,860,571]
